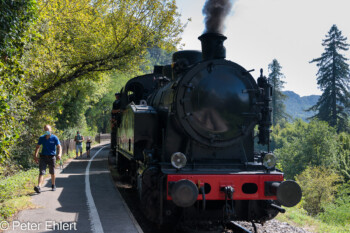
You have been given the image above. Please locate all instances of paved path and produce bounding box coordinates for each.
[5,144,142,233]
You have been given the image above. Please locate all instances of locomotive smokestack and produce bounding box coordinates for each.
[198,33,227,60]
[202,0,233,34]
[200,0,232,60]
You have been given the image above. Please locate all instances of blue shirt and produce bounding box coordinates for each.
[37,134,60,156]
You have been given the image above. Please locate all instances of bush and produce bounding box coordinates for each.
[296,166,341,216]
[336,133,350,182]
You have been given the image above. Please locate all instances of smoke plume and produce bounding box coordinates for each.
[202,0,233,34]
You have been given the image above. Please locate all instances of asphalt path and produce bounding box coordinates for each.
[5,144,142,233]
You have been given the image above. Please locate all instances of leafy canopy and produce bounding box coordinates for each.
[273,120,338,179]
[26,0,185,103]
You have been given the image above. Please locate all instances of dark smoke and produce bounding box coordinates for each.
[202,0,233,34]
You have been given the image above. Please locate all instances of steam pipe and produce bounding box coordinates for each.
[270,203,286,213]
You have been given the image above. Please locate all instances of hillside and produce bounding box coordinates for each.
[283,91,319,121]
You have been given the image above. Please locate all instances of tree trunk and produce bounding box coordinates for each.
[331,48,337,127]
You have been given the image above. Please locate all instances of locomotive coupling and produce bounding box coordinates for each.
[169,179,199,208]
[265,180,302,207]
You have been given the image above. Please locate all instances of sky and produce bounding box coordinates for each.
[175,0,350,97]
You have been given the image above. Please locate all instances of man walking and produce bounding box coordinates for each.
[33,124,61,193]
[74,131,84,158]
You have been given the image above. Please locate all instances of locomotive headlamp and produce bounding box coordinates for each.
[171,152,187,169]
[263,153,276,169]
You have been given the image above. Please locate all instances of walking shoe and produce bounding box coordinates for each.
[52,185,56,191]
[34,186,41,194]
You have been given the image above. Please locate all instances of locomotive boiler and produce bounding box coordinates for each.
[113,32,302,227]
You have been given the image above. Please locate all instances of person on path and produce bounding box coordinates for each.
[33,124,61,193]
[86,138,92,158]
[74,131,84,159]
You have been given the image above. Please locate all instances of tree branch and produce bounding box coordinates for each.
[30,48,135,102]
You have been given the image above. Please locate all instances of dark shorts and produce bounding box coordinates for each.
[39,155,56,175]
[86,147,91,151]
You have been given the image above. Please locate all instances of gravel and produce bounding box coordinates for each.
[235,220,313,233]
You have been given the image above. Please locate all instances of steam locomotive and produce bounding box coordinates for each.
[112,32,302,227]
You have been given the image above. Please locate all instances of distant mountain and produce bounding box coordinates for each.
[283,91,320,122]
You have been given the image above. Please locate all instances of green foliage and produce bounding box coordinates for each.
[318,182,350,226]
[273,120,338,179]
[1,0,185,167]
[0,0,38,164]
[336,133,350,181]
[0,0,38,57]
[0,168,37,221]
[320,201,350,226]
[309,24,350,131]
[141,47,174,73]
[296,166,341,216]
[268,59,289,125]
[85,71,131,133]
[26,0,185,103]
[55,76,109,132]
[272,119,350,227]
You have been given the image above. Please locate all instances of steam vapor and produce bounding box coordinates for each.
[202,0,233,34]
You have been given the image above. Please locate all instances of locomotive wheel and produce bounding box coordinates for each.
[140,167,161,222]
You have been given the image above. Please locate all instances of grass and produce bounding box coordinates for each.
[276,206,350,233]
[61,150,78,162]
[0,169,37,222]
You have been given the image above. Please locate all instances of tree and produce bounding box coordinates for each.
[26,0,185,103]
[85,71,131,134]
[141,47,174,73]
[309,25,350,131]
[274,120,338,179]
[268,59,288,125]
[7,0,185,166]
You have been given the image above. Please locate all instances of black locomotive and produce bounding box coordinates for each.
[113,32,302,227]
